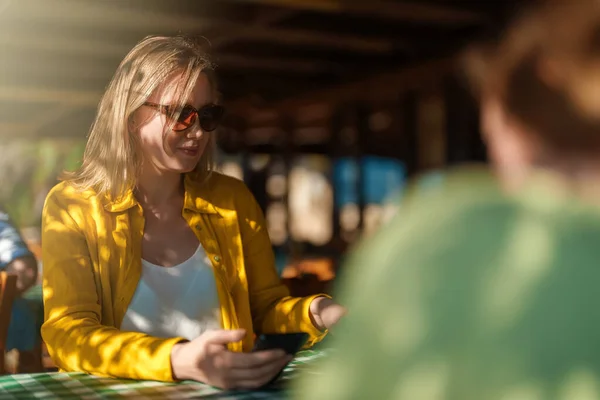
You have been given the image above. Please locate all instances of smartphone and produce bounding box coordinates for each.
[252,332,309,354]
[251,332,309,387]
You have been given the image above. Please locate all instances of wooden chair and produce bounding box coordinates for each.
[0,272,18,375]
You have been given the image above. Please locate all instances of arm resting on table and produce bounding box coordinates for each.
[237,184,329,347]
[41,190,184,382]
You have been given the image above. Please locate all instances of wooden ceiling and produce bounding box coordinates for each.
[0,0,524,139]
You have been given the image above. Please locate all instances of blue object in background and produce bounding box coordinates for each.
[274,250,288,276]
[274,156,408,277]
[333,158,360,208]
[362,156,406,204]
[333,156,406,207]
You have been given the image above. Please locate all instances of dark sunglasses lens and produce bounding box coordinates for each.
[173,105,197,131]
[199,105,224,132]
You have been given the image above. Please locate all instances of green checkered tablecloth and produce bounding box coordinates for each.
[0,349,326,399]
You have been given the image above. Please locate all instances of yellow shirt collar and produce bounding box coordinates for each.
[102,172,220,215]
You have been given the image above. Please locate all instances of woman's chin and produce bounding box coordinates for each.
[177,165,198,174]
[172,156,203,173]
[162,162,198,175]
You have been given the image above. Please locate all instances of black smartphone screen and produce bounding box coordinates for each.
[252,332,309,354]
[251,332,309,387]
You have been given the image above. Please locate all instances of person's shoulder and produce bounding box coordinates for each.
[354,166,514,257]
[193,171,254,202]
[44,181,100,214]
[397,165,510,223]
[409,164,502,203]
[205,171,248,192]
[339,167,520,296]
[187,171,259,215]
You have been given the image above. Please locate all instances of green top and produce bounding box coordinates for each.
[295,166,600,400]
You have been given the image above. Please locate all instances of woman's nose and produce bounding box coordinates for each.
[185,124,203,139]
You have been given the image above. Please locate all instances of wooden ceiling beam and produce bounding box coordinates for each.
[253,8,297,25]
[230,57,457,117]
[209,8,297,49]
[206,20,396,53]
[228,0,485,25]
[0,87,102,107]
[2,0,206,34]
[0,105,79,138]
[30,105,80,134]
[2,33,340,77]
[216,54,340,74]
[2,0,394,54]
[0,123,32,136]
[0,33,130,59]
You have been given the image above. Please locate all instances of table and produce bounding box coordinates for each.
[0,349,326,399]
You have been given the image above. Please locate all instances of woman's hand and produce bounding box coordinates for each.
[170,329,292,390]
[309,297,347,331]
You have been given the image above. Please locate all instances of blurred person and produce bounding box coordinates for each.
[295,0,600,398]
[0,207,41,372]
[41,35,345,388]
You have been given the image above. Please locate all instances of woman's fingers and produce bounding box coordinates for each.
[228,355,292,382]
[225,349,287,369]
[201,329,246,347]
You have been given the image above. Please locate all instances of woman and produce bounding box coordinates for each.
[41,35,344,389]
[296,0,600,398]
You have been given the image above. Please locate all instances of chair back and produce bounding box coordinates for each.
[0,272,17,374]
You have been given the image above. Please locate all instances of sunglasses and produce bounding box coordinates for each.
[143,102,224,132]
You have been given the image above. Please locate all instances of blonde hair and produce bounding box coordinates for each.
[63,35,218,200]
[464,0,600,158]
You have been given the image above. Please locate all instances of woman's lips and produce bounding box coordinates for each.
[178,147,199,157]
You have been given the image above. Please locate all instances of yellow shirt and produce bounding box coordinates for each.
[41,172,327,382]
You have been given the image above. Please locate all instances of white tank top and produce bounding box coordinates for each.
[120,245,221,340]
